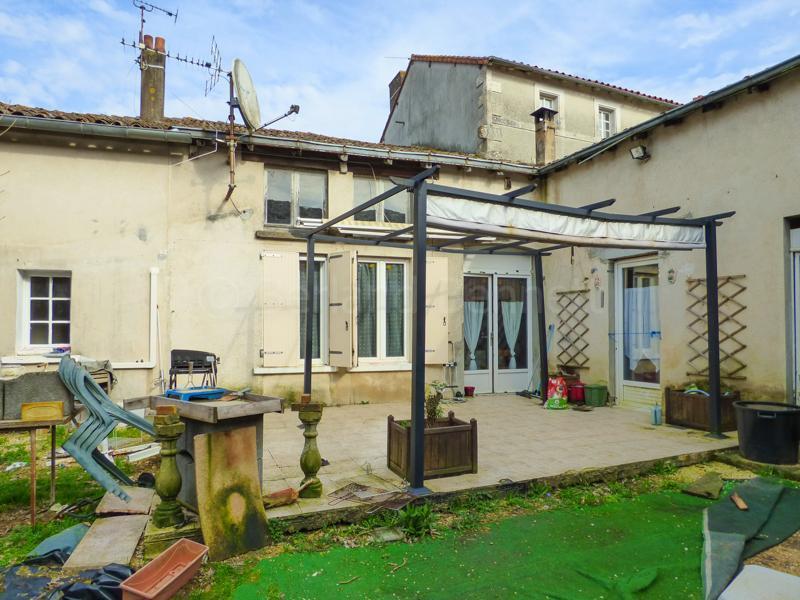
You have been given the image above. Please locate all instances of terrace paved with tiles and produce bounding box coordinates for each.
[261,394,737,519]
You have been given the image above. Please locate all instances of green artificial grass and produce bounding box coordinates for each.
[231,491,711,599]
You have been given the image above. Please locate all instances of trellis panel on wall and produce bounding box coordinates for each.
[556,288,590,369]
[686,274,747,380]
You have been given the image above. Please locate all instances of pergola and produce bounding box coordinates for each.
[295,166,734,493]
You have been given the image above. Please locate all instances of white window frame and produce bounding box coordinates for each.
[299,256,328,366]
[356,259,410,363]
[539,92,558,112]
[598,105,617,139]
[264,168,328,226]
[17,270,72,353]
[353,176,411,224]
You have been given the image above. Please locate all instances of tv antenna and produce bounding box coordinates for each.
[222,58,300,203]
[133,1,178,44]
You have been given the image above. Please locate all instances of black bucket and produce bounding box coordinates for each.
[734,401,800,464]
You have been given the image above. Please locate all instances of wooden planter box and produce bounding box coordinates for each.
[387,411,478,480]
[664,387,740,432]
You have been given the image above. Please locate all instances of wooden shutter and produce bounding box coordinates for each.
[425,254,449,364]
[328,250,356,368]
[261,249,299,367]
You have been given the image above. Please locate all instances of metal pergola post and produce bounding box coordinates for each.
[303,235,315,398]
[704,221,724,438]
[533,253,549,400]
[408,180,429,493]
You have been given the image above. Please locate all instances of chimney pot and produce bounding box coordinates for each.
[155,36,166,53]
[144,34,154,49]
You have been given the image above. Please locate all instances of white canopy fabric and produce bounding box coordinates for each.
[426,197,706,250]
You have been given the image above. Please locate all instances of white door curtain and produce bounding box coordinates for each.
[427,197,706,250]
[500,301,524,369]
[463,301,485,371]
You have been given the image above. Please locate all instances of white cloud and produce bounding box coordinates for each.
[1,0,799,141]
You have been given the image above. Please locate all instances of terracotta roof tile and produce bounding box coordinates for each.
[0,100,498,158]
[409,54,680,106]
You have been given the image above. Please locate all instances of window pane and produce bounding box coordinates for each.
[357,262,377,357]
[384,189,410,224]
[354,177,377,222]
[464,276,489,371]
[497,278,527,370]
[385,263,404,357]
[298,172,327,219]
[299,261,321,359]
[30,276,49,297]
[265,169,292,224]
[53,277,71,298]
[52,300,70,321]
[30,299,49,321]
[622,264,660,383]
[52,323,70,344]
[30,323,48,344]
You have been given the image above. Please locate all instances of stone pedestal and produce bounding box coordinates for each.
[152,410,185,528]
[292,403,324,498]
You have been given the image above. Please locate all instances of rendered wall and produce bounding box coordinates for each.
[540,73,800,402]
[0,135,532,406]
[485,67,668,164]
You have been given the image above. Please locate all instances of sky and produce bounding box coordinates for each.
[1,0,799,142]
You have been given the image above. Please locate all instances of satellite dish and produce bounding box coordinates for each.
[232,58,261,131]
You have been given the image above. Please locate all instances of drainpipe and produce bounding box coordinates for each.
[112,267,159,370]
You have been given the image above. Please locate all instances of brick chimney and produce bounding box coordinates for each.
[389,70,406,110]
[531,107,558,166]
[140,35,166,121]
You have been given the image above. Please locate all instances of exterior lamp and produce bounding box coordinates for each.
[630,145,650,161]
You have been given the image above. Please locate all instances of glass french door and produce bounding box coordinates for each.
[792,251,799,405]
[614,258,661,408]
[464,275,532,393]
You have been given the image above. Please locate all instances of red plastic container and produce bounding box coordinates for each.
[464,386,475,397]
[567,383,585,403]
[121,538,208,600]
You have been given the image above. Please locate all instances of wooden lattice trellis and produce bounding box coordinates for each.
[556,289,590,369]
[686,274,747,380]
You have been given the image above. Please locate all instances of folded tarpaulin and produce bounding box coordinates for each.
[702,477,800,600]
[427,196,707,250]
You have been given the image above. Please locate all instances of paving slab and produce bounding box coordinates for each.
[95,486,155,516]
[64,515,149,570]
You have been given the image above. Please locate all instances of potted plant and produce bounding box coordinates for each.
[664,382,740,432]
[387,381,478,480]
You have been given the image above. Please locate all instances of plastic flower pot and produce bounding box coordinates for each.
[464,386,475,397]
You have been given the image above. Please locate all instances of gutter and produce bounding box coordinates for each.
[0,113,538,175]
[176,127,539,176]
[0,114,193,144]
[537,52,800,176]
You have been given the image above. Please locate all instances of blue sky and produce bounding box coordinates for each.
[1,1,798,141]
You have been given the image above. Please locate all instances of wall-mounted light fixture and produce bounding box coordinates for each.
[629,144,650,161]
[667,268,677,284]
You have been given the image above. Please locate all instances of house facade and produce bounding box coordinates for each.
[534,54,800,407]
[0,102,539,404]
[382,55,677,165]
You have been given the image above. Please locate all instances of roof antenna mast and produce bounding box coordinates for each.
[133,0,178,45]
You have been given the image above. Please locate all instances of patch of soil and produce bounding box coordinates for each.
[746,530,800,577]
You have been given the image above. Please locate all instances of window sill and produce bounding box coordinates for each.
[253,365,337,375]
[350,362,411,373]
[2,353,85,365]
[253,362,413,375]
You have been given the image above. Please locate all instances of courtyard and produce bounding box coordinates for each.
[261,395,737,521]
